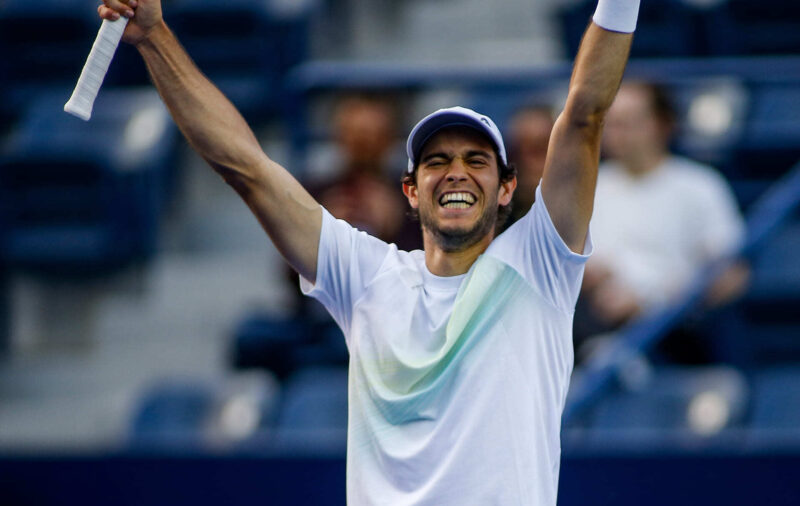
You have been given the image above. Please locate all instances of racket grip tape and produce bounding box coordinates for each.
[64,17,129,121]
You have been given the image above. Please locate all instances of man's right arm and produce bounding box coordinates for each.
[99,0,322,282]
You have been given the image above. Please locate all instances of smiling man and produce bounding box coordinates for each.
[404,119,516,263]
[99,0,639,502]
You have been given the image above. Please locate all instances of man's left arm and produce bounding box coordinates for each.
[541,1,639,253]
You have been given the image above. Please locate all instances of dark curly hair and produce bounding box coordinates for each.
[401,148,518,229]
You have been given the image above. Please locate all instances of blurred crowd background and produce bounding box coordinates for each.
[1,0,800,504]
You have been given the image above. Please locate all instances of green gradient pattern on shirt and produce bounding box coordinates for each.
[359,255,526,426]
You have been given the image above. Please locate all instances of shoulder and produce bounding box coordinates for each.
[371,242,426,285]
[598,159,626,176]
[663,156,735,196]
[665,155,722,181]
[595,161,629,190]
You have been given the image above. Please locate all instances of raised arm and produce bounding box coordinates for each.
[98,0,322,281]
[540,0,639,253]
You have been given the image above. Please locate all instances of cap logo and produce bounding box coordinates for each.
[480,117,491,127]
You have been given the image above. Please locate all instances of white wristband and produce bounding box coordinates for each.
[593,0,640,33]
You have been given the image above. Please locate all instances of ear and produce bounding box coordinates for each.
[498,175,517,206]
[403,182,419,209]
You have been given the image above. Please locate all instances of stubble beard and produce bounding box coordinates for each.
[419,195,499,253]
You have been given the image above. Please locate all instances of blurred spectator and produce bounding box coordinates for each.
[306,93,421,251]
[297,93,421,311]
[290,93,422,312]
[575,81,749,362]
[504,104,555,227]
[235,94,419,377]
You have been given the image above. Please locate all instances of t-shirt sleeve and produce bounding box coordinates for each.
[487,185,592,313]
[300,208,393,339]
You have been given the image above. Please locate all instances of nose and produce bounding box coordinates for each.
[445,157,469,181]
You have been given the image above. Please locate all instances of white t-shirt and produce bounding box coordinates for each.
[301,185,591,505]
[590,156,744,308]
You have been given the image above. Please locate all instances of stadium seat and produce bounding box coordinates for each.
[736,223,800,364]
[0,266,8,355]
[747,366,800,448]
[729,84,800,179]
[582,366,749,449]
[0,0,98,123]
[749,367,800,430]
[130,380,217,448]
[705,0,800,56]
[467,85,564,137]
[129,373,279,450]
[231,312,348,379]
[557,0,701,58]
[168,0,318,124]
[0,89,178,275]
[670,79,749,174]
[271,367,348,455]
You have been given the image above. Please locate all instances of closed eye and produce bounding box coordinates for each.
[465,149,492,167]
[423,155,450,168]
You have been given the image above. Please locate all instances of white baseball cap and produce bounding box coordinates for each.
[405,106,508,174]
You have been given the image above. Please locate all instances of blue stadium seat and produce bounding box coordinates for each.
[0,266,8,355]
[231,313,348,379]
[168,0,318,124]
[737,223,800,363]
[130,380,217,448]
[467,86,563,140]
[557,0,701,58]
[705,0,800,56]
[747,366,800,448]
[0,89,178,275]
[129,373,279,450]
[0,0,98,122]
[729,84,800,179]
[581,366,749,449]
[271,367,348,455]
[749,367,800,430]
[669,80,749,173]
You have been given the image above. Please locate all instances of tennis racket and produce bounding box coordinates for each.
[64,17,129,121]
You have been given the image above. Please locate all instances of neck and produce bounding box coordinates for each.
[621,149,668,177]
[421,229,494,277]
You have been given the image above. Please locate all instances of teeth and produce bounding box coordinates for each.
[443,202,470,209]
[439,192,476,206]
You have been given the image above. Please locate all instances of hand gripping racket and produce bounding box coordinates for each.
[64,17,129,121]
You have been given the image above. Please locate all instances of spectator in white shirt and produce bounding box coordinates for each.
[576,81,750,361]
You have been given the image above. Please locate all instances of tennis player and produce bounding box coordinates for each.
[98,0,639,503]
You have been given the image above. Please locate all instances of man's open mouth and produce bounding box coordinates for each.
[439,192,477,209]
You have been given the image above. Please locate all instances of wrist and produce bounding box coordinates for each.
[135,19,170,51]
[593,0,640,33]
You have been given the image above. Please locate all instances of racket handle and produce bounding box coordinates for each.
[64,18,129,121]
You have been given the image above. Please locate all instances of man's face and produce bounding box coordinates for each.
[403,127,515,252]
[602,85,668,163]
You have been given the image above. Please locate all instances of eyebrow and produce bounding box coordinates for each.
[420,152,451,164]
[465,150,492,159]
[421,149,493,164]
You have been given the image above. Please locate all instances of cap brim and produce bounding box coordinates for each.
[410,113,496,164]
